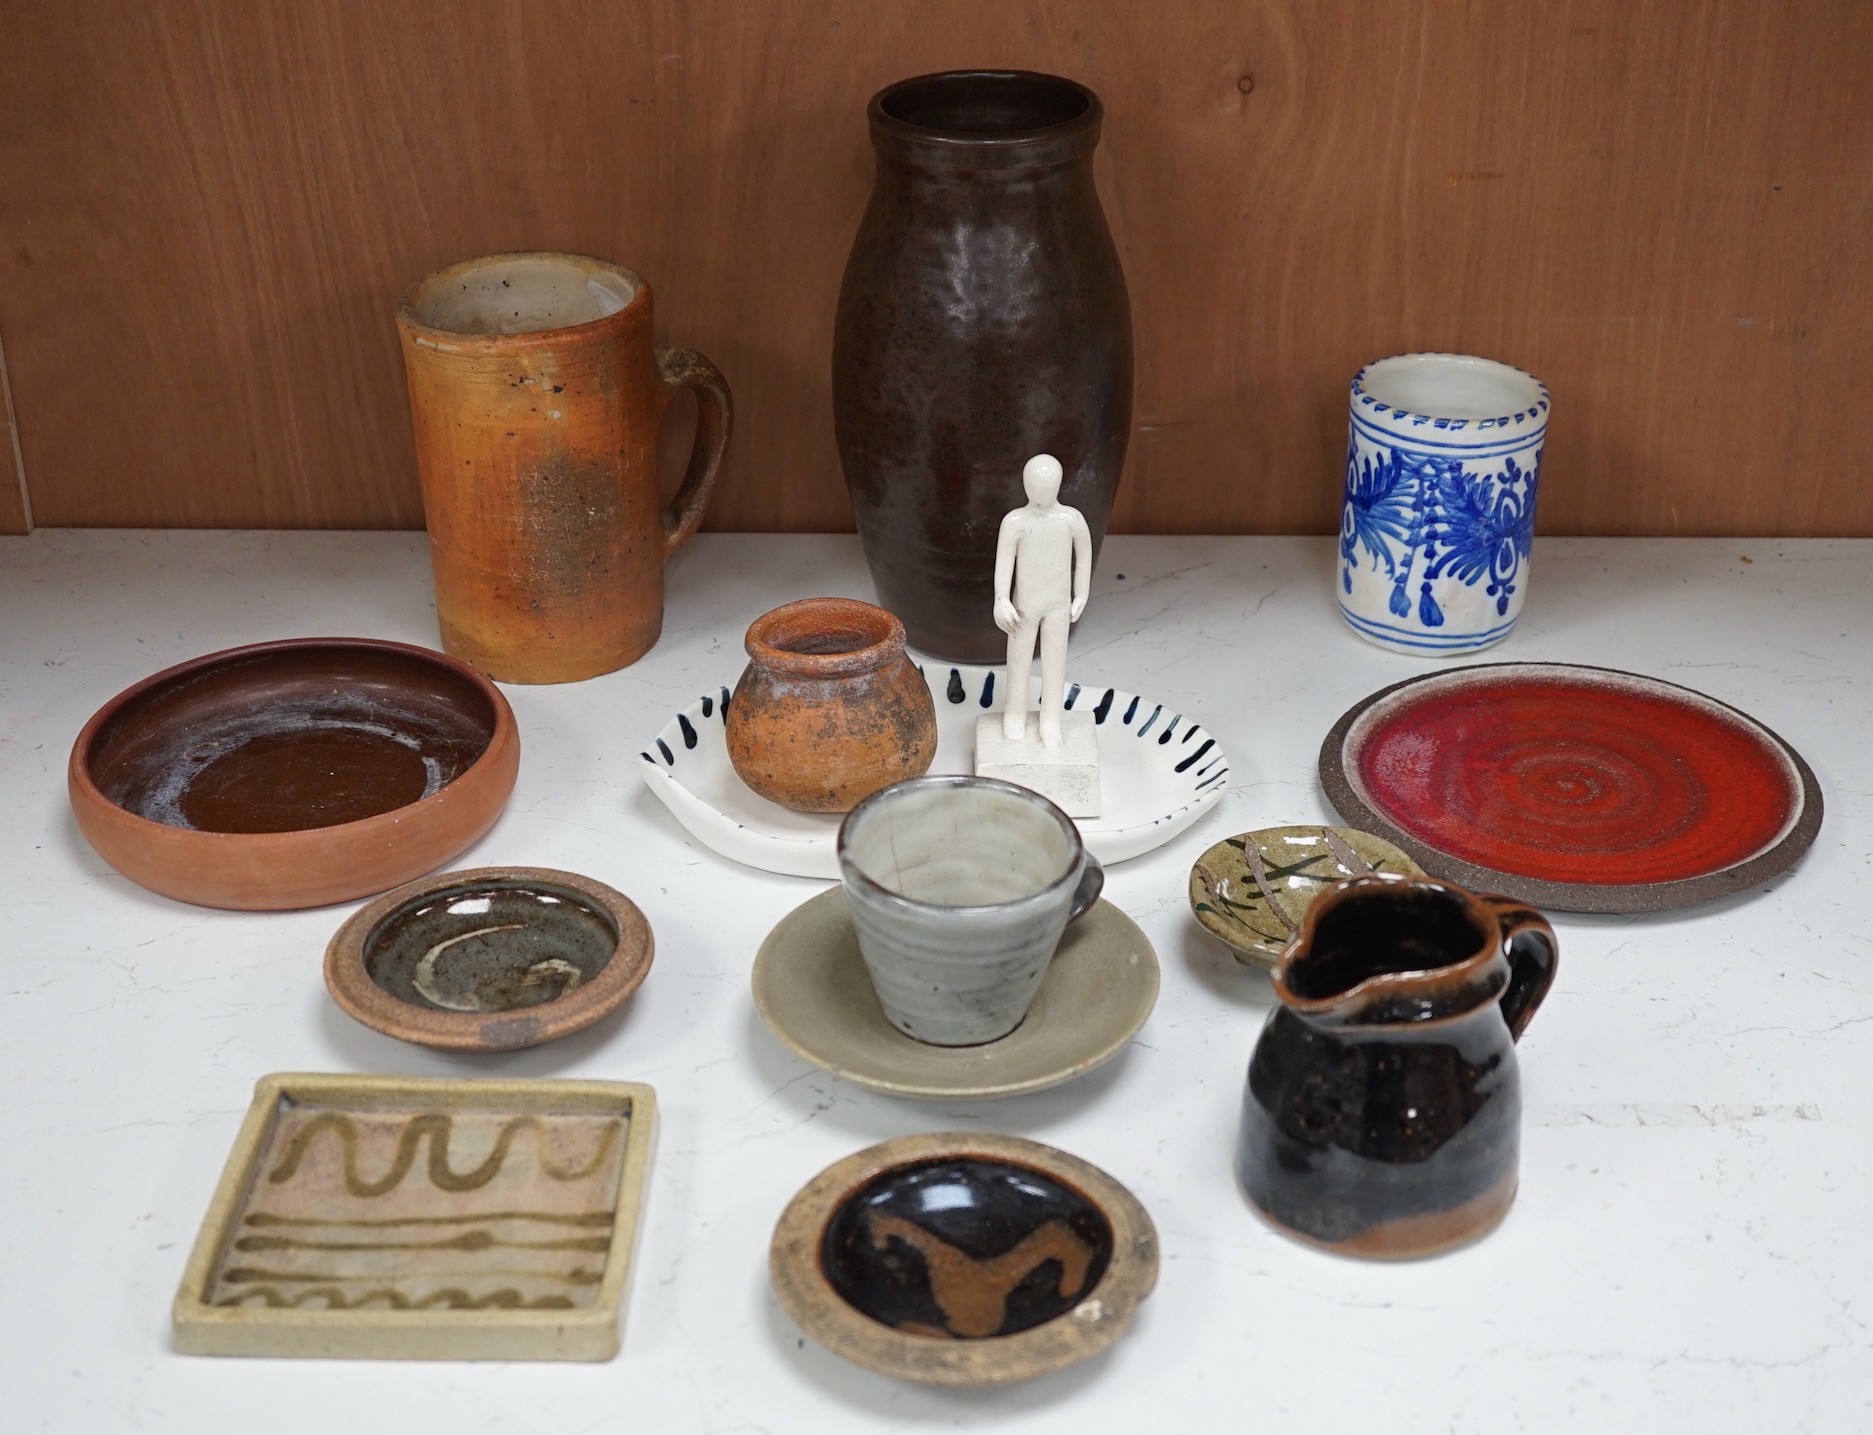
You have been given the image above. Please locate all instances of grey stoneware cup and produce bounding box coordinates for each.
[835,774,1105,1047]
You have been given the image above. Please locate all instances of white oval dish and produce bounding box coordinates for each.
[637,663,1229,878]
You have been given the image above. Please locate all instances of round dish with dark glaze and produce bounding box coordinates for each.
[770,1131,1156,1385]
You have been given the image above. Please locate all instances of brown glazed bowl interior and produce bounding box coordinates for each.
[68,638,520,910]
[324,867,652,1052]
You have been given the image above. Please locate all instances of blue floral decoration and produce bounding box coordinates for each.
[1340,446,1538,627]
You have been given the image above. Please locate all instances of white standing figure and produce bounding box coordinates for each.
[993,454,1092,747]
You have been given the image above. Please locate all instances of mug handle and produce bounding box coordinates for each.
[1480,893,1558,1042]
[1067,854,1105,924]
[655,347,733,555]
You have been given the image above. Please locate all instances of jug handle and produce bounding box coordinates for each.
[1480,894,1558,1042]
[656,347,734,555]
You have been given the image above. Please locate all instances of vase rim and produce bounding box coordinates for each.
[868,70,1102,161]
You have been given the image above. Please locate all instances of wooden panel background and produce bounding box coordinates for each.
[0,1,1869,535]
[0,332,29,533]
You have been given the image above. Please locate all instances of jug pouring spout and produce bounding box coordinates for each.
[1272,874,1525,1028]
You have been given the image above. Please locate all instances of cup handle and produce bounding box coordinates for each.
[1480,893,1558,1042]
[655,347,733,556]
[1066,854,1105,924]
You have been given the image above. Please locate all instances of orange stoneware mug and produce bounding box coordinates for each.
[397,252,732,683]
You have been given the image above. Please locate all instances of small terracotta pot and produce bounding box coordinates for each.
[726,599,937,813]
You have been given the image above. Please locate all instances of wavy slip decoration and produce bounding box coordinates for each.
[173,1073,657,1361]
[217,1108,620,1312]
[639,663,1229,878]
[261,1111,621,1195]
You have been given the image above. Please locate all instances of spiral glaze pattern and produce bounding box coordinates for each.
[1348,673,1801,885]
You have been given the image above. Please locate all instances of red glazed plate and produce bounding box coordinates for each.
[1318,663,1823,913]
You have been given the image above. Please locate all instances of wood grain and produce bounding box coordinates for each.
[0,1,1868,535]
[0,330,29,533]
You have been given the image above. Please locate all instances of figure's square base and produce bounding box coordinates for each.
[974,712,1102,817]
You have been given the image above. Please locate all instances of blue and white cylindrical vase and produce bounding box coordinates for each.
[1338,352,1549,654]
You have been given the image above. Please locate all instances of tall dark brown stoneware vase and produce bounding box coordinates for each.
[834,71,1133,662]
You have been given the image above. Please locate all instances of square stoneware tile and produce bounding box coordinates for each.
[173,1073,656,1360]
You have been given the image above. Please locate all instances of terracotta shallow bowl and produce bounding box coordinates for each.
[770,1131,1158,1386]
[325,867,654,1052]
[68,638,519,910]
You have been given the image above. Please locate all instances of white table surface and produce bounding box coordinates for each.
[2,531,1869,1433]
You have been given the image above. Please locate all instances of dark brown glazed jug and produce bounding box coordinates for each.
[833,70,1132,662]
[1237,874,1558,1259]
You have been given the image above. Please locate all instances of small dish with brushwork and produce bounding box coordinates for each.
[1189,825,1423,968]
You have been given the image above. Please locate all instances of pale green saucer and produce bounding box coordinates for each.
[753,889,1158,1101]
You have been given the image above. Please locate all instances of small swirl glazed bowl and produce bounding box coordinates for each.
[324,867,653,1052]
